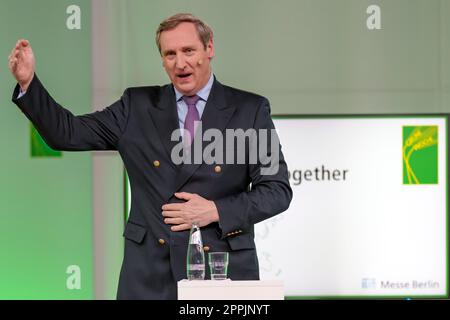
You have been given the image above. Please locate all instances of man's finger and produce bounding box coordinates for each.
[162,203,183,211]
[9,45,17,60]
[9,49,19,61]
[164,217,184,225]
[171,223,190,232]
[16,39,27,47]
[19,41,30,57]
[8,56,15,66]
[174,192,196,201]
[161,210,181,217]
[15,40,29,56]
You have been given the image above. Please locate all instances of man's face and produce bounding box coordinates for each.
[160,22,214,96]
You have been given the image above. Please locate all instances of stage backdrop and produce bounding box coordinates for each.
[2,0,450,299]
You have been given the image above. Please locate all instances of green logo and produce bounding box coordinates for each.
[403,126,438,184]
[30,123,62,157]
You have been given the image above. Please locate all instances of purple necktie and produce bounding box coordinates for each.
[182,95,201,147]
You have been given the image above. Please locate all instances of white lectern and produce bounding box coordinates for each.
[177,280,284,300]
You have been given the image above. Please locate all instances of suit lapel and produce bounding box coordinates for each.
[173,79,236,193]
[149,84,181,164]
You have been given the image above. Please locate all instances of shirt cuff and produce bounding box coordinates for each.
[17,88,26,99]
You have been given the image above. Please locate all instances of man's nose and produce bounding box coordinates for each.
[175,55,187,70]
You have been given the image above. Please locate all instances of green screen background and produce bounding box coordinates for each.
[0,0,92,299]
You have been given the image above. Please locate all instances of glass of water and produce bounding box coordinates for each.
[208,252,229,280]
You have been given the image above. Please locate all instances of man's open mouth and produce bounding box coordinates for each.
[177,73,192,78]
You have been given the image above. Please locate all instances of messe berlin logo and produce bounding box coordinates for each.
[362,278,377,289]
[402,126,438,185]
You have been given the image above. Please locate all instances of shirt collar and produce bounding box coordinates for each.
[174,72,214,102]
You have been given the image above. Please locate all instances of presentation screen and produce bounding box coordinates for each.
[256,115,448,298]
[125,115,448,299]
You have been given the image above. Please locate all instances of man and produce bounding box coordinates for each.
[8,13,292,299]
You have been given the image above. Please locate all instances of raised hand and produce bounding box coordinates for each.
[8,39,35,91]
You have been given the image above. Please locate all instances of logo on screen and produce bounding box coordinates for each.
[402,126,438,184]
[362,278,377,289]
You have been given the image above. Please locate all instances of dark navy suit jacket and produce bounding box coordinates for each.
[12,74,292,299]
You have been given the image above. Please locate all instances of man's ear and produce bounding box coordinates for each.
[207,38,215,60]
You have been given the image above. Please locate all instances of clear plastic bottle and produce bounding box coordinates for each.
[186,222,205,280]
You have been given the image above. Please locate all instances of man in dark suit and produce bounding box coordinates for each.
[8,13,292,299]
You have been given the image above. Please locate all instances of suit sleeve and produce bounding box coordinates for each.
[11,73,130,151]
[214,98,293,239]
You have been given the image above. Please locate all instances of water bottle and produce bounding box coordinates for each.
[186,222,205,280]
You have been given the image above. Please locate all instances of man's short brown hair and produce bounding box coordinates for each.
[156,13,213,54]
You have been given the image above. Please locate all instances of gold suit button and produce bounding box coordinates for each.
[214,165,221,173]
[203,245,210,252]
[158,238,165,245]
[153,160,160,167]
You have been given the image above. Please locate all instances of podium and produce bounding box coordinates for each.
[177,280,284,300]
